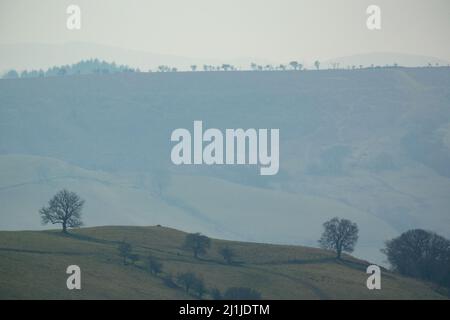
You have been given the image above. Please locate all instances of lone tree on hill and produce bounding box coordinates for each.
[218,246,235,264]
[319,217,359,259]
[183,233,211,258]
[118,241,132,265]
[39,189,84,233]
[147,255,163,275]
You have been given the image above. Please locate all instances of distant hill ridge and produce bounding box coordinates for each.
[1,42,448,73]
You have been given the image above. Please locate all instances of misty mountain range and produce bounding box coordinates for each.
[1,67,450,266]
[0,42,448,74]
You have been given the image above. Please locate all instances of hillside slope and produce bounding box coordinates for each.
[0,154,399,264]
[1,68,450,266]
[0,226,446,299]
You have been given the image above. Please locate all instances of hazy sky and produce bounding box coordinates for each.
[1,0,449,62]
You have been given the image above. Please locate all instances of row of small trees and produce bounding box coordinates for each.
[181,220,450,291]
[2,60,312,78]
[2,61,313,78]
[116,233,235,265]
[179,219,359,262]
[164,62,449,72]
[115,235,260,299]
[5,59,449,78]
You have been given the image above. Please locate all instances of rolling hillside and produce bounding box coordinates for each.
[0,154,398,264]
[1,68,450,266]
[0,226,446,299]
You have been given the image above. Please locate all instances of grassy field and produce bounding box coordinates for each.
[0,225,446,299]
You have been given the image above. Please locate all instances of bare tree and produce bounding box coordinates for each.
[314,60,320,70]
[192,276,206,298]
[147,255,163,275]
[175,272,205,297]
[183,233,211,258]
[331,62,340,69]
[318,217,358,259]
[222,64,231,71]
[177,272,198,294]
[118,241,132,265]
[39,189,84,233]
[218,246,235,264]
[289,61,299,70]
[158,65,170,72]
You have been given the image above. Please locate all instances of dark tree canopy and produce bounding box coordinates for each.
[191,277,206,298]
[314,60,320,70]
[5,59,137,79]
[3,70,19,79]
[117,242,139,265]
[183,233,211,258]
[162,274,177,288]
[289,61,299,70]
[318,217,359,259]
[147,255,163,275]
[218,246,235,264]
[128,253,140,265]
[382,229,450,288]
[39,189,84,233]
[177,272,204,296]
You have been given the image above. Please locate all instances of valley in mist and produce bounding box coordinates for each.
[1,67,450,265]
